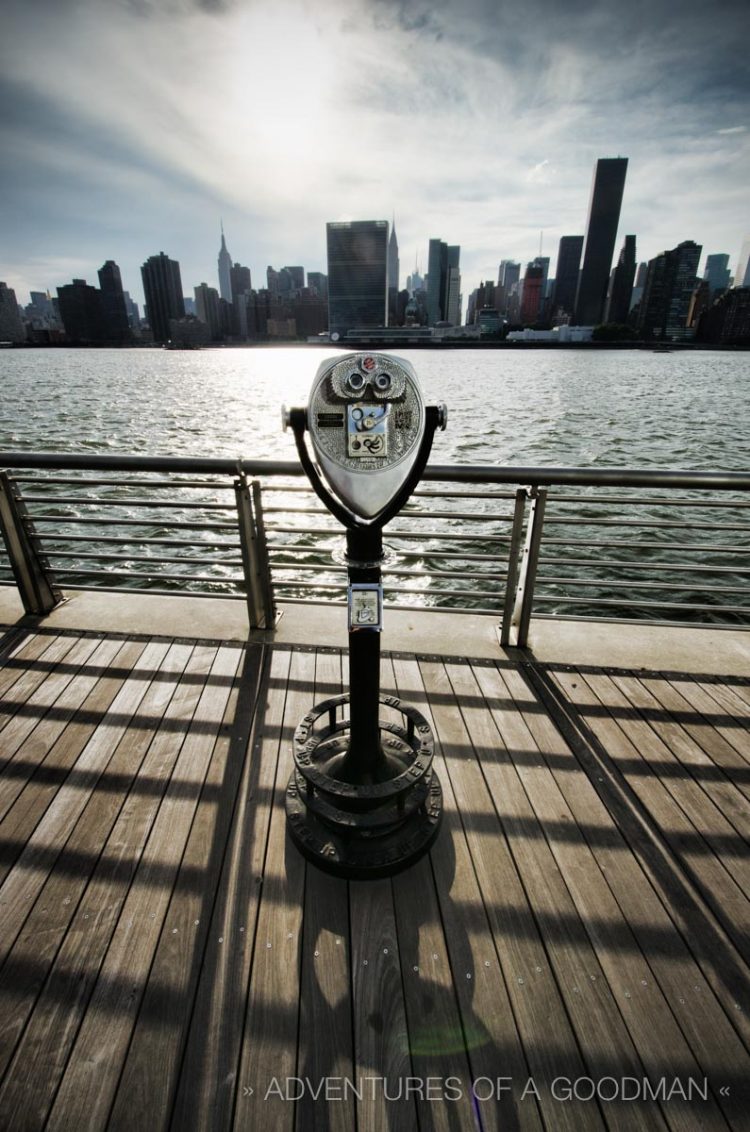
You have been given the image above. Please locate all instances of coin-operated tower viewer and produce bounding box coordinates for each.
[282,353,448,878]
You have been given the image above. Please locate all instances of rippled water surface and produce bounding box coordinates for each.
[2,346,749,470]
[1,347,749,622]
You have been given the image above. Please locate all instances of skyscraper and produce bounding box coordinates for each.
[520,263,544,325]
[551,236,583,317]
[326,220,388,338]
[218,225,233,304]
[97,260,131,342]
[228,263,251,339]
[703,253,731,296]
[194,283,222,340]
[426,239,461,325]
[388,218,400,292]
[605,235,636,324]
[141,252,184,344]
[56,279,108,343]
[0,282,26,343]
[574,157,628,325]
[637,240,702,341]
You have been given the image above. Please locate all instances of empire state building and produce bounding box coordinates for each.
[218,225,232,304]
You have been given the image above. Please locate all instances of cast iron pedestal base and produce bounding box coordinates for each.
[286,693,443,879]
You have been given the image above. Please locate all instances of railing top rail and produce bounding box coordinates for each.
[1,451,750,492]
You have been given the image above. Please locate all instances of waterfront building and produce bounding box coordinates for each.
[551,237,583,318]
[326,220,388,338]
[97,260,131,343]
[141,252,184,344]
[698,286,750,344]
[194,283,222,341]
[168,315,211,348]
[605,235,636,325]
[574,157,628,325]
[0,282,26,343]
[703,253,731,297]
[637,240,702,341]
[218,226,233,304]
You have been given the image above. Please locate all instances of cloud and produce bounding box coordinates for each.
[1,0,749,304]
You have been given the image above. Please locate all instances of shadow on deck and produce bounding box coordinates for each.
[0,624,748,1131]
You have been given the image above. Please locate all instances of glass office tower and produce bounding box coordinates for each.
[326,221,388,338]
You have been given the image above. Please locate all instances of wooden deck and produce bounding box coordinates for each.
[0,624,748,1131]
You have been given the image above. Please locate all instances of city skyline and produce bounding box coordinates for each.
[2,0,748,308]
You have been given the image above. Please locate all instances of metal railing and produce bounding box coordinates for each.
[1,452,749,646]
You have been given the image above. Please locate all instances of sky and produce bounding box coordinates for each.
[2,0,749,311]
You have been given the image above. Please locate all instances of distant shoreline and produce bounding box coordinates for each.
[3,340,748,352]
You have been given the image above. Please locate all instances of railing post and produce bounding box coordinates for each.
[234,474,276,630]
[508,486,547,648]
[0,472,62,615]
[500,488,527,646]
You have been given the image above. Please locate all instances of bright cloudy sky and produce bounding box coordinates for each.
[2,0,748,309]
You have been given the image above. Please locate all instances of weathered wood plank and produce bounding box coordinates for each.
[0,634,76,729]
[295,647,355,1132]
[349,876,418,1131]
[514,661,750,1128]
[661,676,750,768]
[612,673,750,841]
[0,635,137,888]
[0,641,196,1102]
[0,633,103,766]
[569,669,750,965]
[106,644,264,1132]
[548,666,750,1054]
[482,661,734,1131]
[231,646,312,1131]
[446,658,661,1132]
[391,653,542,1132]
[169,645,291,1132]
[419,657,601,1132]
[41,645,242,1132]
[0,637,156,965]
[6,642,217,1125]
[0,633,127,824]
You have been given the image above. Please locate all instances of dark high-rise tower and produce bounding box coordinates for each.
[141,252,184,344]
[552,235,583,317]
[326,220,388,338]
[97,260,131,342]
[56,279,108,343]
[605,235,636,324]
[574,157,628,325]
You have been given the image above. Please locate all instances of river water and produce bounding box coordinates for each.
[2,346,749,471]
[1,346,749,621]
